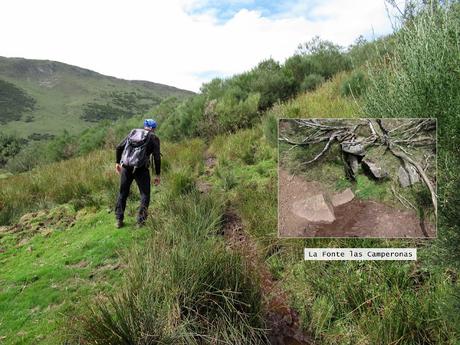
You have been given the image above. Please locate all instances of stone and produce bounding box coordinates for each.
[362,159,388,179]
[332,188,355,207]
[291,194,335,223]
[18,238,29,246]
[398,165,420,187]
[348,155,359,175]
[40,228,53,237]
[341,142,365,156]
[196,181,213,194]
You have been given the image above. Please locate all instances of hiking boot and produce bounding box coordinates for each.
[115,219,124,229]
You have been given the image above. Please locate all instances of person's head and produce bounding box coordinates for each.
[144,119,157,132]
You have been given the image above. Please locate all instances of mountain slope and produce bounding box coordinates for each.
[0,57,194,138]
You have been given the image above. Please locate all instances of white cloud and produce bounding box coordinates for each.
[0,0,395,92]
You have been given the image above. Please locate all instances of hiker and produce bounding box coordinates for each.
[114,119,161,228]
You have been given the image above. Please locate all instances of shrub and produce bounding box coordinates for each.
[0,132,26,167]
[5,142,50,173]
[301,74,325,92]
[364,2,460,266]
[297,36,352,79]
[340,70,368,97]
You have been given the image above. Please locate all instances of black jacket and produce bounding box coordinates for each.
[116,130,161,175]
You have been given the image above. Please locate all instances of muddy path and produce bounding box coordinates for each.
[222,210,313,345]
[279,169,435,238]
[201,152,313,344]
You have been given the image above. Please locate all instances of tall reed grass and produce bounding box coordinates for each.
[364,3,460,267]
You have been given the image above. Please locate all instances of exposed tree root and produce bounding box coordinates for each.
[279,118,437,214]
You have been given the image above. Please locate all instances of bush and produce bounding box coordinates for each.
[0,132,26,167]
[247,59,296,110]
[4,143,48,173]
[301,74,325,92]
[364,2,460,267]
[297,36,352,79]
[159,95,206,141]
[340,70,368,97]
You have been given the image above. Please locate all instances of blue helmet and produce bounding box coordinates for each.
[144,119,157,129]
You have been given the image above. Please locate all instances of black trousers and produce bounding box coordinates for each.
[115,166,150,223]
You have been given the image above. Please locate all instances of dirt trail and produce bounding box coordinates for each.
[202,151,313,344]
[222,210,314,345]
[279,169,435,238]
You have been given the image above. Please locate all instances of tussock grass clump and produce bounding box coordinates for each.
[166,168,196,196]
[75,192,268,344]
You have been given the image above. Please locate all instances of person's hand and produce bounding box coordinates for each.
[115,163,122,174]
[154,176,161,186]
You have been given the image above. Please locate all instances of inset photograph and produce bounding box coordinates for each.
[278,118,437,238]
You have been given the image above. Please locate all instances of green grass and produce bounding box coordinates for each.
[0,206,150,344]
[268,72,362,119]
[74,191,267,345]
[0,172,12,180]
[68,137,268,344]
[354,174,390,201]
[279,255,457,344]
[1,6,459,342]
[279,141,349,194]
[209,122,458,344]
[0,149,118,225]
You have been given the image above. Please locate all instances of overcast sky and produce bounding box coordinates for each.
[0,0,397,92]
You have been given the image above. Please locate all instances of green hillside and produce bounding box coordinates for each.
[0,57,194,138]
[1,2,460,344]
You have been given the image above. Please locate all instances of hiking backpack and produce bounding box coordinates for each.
[120,129,151,169]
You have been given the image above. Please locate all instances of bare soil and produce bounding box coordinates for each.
[222,210,314,345]
[279,169,435,238]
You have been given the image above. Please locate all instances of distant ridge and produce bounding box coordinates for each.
[0,56,194,137]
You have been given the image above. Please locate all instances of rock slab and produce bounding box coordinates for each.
[398,164,420,187]
[332,188,355,207]
[341,143,365,156]
[348,155,359,174]
[291,194,335,223]
[362,159,388,179]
